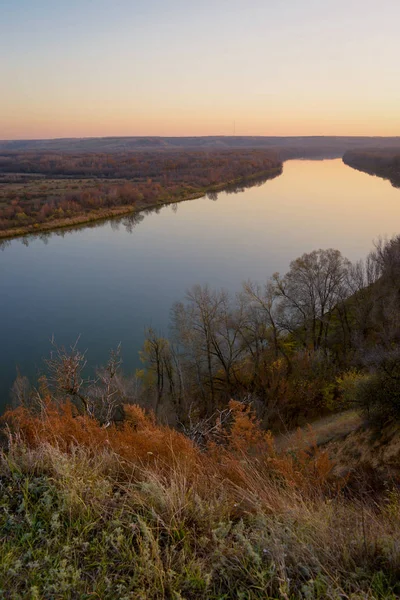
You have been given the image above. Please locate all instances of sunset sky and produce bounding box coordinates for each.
[1,0,399,139]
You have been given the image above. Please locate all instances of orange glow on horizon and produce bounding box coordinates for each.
[2,1,400,141]
[3,113,400,141]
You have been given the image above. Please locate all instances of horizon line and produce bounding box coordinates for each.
[2,134,400,143]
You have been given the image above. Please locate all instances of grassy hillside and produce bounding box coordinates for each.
[1,400,399,599]
[3,233,400,598]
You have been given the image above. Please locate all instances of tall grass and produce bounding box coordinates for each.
[0,400,399,599]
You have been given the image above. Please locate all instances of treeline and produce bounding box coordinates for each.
[343,149,400,188]
[133,236,400,429]
[2,134,400,154]
[0,150,281,234]
[12,236,400,433]
[0,149,280,179]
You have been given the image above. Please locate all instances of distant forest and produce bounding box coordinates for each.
[0,149,281,180]
[2,134,400,155]
[3,137,400,238]
[343,149,400,188]
[0,150,281,236]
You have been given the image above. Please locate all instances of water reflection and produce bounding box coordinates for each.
[1,207,159,248]
[223,170,282,195]
[1,170,282,249]
[2,159,400,411]
[0,239,11,251]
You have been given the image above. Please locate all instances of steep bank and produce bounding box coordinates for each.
[1,401,399,599]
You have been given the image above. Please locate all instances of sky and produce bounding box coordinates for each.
[1,0,400,139]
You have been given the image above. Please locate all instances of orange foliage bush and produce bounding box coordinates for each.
[2,400,199,475]
[227,399,273,455]
[207,400,335,495]
[2,399,335,496]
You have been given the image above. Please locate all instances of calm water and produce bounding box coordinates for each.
[1,159,400,410]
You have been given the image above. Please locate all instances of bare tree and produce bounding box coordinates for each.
[370,234,400,283]
[171,286,225,414]
[46,337,91,413]
[89,344,127,424]
[171,285,249,414]
[242,280,282,359]
[273,249,351,351]
[45,338,132,423]
[140,328,178,416]
[10,369,32,409]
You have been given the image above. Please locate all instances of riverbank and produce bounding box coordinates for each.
[343,150,400,188]
[0,166,282,241]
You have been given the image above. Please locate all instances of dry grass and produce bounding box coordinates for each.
[0,401,399,599]
[275,410,363,453]
[327,420,400,483]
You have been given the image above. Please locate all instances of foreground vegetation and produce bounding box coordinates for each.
[0,150,281,238]
[11,234,397,435]
[1,400,399,599]
[3,235,400,598]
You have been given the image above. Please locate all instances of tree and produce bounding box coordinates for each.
[89,344,128,424]
[171,285,248,415]
[171,286,224,415]
[45,339,130,424]
[242,280,282,360]
[273,249,351,351]
[140,328,177,417]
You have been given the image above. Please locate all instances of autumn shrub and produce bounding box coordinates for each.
[354,370,400,426]
[336,368,371,409]
[2,400,200,477]
[2,398,337,502]
[201,400,336,502]
[230,351,338,431]
[1,406,400,599]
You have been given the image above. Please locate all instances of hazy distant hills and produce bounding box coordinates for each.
[1,136,400,157]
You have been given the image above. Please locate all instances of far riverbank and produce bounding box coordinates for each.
[0,166,282,241]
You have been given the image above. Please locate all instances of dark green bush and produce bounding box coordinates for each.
[355,371,400,426]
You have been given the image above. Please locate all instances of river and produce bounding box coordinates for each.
[1,158,400,411]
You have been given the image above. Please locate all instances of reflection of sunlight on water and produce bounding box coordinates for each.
[2,158,400,409]
[1,159,399,254]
